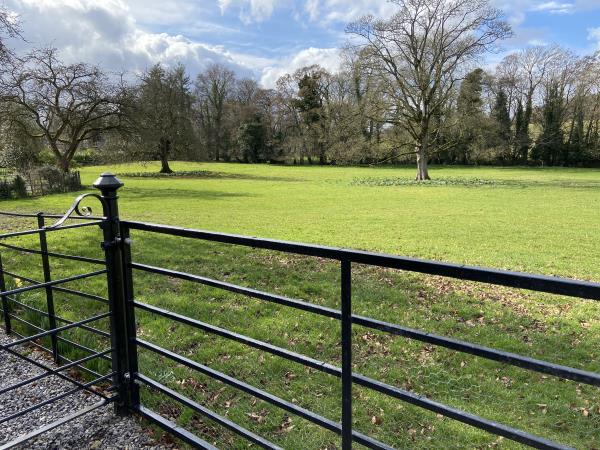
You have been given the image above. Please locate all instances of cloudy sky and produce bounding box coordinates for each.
[4,0,600,87]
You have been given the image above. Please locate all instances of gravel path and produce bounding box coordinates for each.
[0,333,168,449]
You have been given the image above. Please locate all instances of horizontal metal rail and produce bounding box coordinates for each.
[2,270,109,305]
[0,220,103,240]
[135,405,218,450]
[0,269,107,298]
[137,338,393,450]
[0,242,105,265]
[8,329,105,379]
[7,313,111,362]
[124,221,600,301]
[0,211,104,221]
[0,399,109,450]
[0,372,115,425]
[50,285,109,305]
[134,301,573,449]
[1,312,111,351]
[132,266,600,387]
[1,342,112,401]
[6,296,109,338]
[134,300,339,375]
[350,315,600,387]
[136,374,283,450]
[131,262,339,318]
[0,349,112,396]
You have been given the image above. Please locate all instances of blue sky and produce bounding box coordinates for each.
[5,0,600,87]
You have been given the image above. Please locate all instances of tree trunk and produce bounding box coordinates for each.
[415,147,430,180]
[58,156,70,173]
[160,157,173,174]
[415,123,431,181]
[523,95,533,163]
[159,139,174,174]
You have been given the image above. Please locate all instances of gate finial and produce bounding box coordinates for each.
[93,172,123,192]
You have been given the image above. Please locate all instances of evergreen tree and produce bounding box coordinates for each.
[492,88,511,162]
[455,68,485,164]
[534,82,564,166]
[237,114,266,163]
[569,97,586,164]
[293,72,327,164]
[135,64,195,173]
[514,100,530,164]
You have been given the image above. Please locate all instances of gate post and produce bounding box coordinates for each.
[94,173,137,415]
[37,213,60,363]
[0,252,10,334]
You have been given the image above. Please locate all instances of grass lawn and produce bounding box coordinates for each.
[1,162,600,449]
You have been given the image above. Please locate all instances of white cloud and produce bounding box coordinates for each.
[532,1,574,14]
[527,38,548,46]
[488,0,579,25]
[306,0,397,24]
[588,27,600,49]
[4,0,344,88]
[217,0,397,26]
[305,0,319,21]
[5,0,256,78]
[260,47,341,88]
[218,0,280,24]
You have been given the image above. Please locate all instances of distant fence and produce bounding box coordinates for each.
[0,169,81,199]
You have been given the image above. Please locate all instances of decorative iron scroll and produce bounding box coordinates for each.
[45,193,106,229]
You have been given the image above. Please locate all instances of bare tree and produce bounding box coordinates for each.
[0,6,20,66]
[195,64,235,161]
[347,0,511,179]
[0,48,127,172]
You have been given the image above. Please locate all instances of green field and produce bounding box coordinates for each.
[1,162,600,449]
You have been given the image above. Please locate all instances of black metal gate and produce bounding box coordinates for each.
[1,172,600,449]
[0,175,122,449]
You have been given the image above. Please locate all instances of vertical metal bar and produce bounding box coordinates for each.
[37,213,59,363]
[0,252,11,334]
[120,222,140,408]
[94,172,131,416]
[341,259,352,449]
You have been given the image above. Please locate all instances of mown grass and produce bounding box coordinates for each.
[1,162,600,449]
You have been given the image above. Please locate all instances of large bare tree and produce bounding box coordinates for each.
[195,64,235,161]
[348,0,511,179]
[0,48,127,172]
[0,7,21,67]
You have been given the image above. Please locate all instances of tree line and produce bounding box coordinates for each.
[1,0,600,180]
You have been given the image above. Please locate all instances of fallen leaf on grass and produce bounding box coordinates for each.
[247,409,269,423]
[278,415,294,433]
[371,415,383,426]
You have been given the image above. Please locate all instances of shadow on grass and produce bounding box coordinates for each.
[352,176,600,189]
[122,187,255,201]
[118,169,303,183]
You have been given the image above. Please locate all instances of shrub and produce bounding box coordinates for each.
[0,178,12,198]
[12,175,28,198]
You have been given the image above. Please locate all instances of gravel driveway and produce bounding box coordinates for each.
[0,333,168,449]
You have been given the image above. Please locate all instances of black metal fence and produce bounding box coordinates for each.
[1,173,600,449]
